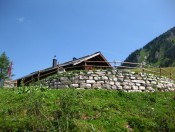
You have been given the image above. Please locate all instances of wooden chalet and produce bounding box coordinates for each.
[16,51,112,86]
[60,51,111,70]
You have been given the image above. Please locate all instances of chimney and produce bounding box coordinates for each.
[52,55,57,67]
[73,57,77,60]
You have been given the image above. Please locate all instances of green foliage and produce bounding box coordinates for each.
[123,49,141,67]
[172,38,175,44]
[172,62,175,67]
[124,27,175,67]
[0,88,175,131]
[0,52,10,80]
[16,85,48,94]
[138,49,147,63]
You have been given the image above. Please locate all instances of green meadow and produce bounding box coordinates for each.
[0,87,175,131]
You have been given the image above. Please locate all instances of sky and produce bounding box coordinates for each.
[0,0,175,79]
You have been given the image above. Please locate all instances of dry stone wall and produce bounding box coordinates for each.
[41,70,175,92]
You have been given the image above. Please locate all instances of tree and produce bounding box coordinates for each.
[0,52,10,87]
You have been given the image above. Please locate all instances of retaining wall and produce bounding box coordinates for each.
[41,70,175,92]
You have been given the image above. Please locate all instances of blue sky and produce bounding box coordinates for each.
[0,0,175,79]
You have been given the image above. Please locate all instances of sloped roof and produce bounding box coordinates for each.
[60,51,110,67]
[15,51,112,86]
[16,66,58,81]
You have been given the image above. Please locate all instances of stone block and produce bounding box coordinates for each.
[159,80,166,84]
[132,90,142,92]
[157,84,163,89]
[70,84,79,88]
[123,85,131,90]
[92,83,102,89]
[91,74,98,77]
[96,81,105,84]
[128,83,135,86]
[80,83,91,89]
[124,79,131,83]
[168,88,174,91]
[113,77,118,81]
[123,82,129,85]
[111,85,117,89]
[79,76,88,80]
[89,76,93,80]
[94,77,101,81]
[131,76,136,80]
[117,75,124,78]
[107,71,112,75]
[167,83,173,87]
[57,85,69,89]
[87,71,93,74]
[136,83,141,86]
[151,81,157,85]
[139,86,146,90]
[146,87,155,91]
[102,84,111,89]
[60,77,68,81]
[132,86,139,90]
[146,80,150,84]
[70,76,79,81]
[86,80,96,84]
[115,82,121,86]
[132,80,145,84]
[96,71,106,76]
[109,81,115,85]
[102,76,108,80]
[118,78,124,82]
[116,85,123,90]
[109,78,113,81]
[105,80,109,84]
[137,77,143,80]
[111,70,117,74]
[78,80,86,83]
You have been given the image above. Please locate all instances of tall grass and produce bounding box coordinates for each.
[0,87,175,131]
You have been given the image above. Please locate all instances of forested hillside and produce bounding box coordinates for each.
[124,27,175,67]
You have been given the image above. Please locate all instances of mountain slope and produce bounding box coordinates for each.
[124,27,175,67]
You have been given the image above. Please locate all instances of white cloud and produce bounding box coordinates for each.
[17,17,25,23]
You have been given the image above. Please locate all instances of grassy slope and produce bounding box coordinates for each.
[130,67,175,80]
[0,88,175,131]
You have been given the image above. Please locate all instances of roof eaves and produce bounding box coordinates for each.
[15,66,57,81]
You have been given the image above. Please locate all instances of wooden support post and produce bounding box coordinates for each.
[57,61,59,73]
[32,75,34,83]
[84,60,87,70]
[142,63,144,73]
[14,80,17,87]
[159,67,162,76]
[38,71,40,81]
[170,72,172,79]
[22,78,25,86]
[113,60,116,69]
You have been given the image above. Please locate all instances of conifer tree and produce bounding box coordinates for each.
[0,52,10,86]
